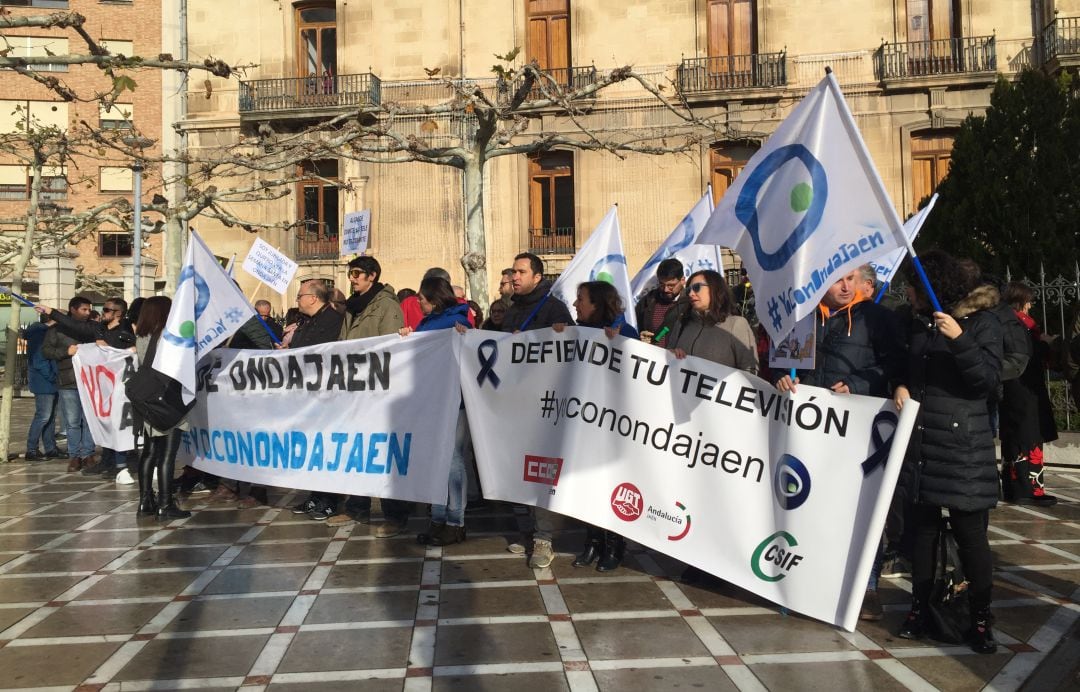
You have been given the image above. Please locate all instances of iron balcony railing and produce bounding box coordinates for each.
[875,36,996,80]
[238,73,381,114]
[296,221,338,260]
[500,66,598,105]
[678,52,787,93]
[529,227,575,255]
[1043,16,1080,62]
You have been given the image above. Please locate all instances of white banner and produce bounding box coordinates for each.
[73,344,137,452]
[869,193,938,287]
[695,74,907,342]
[341,210,371,256]
[177,330,463,505]
[155,231,257,404]
[460,328,917,631]
[242,237,299,295]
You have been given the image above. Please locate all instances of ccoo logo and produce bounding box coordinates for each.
[773,454,811,510]
[610,482,643,522]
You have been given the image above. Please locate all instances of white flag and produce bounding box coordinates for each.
[551,206,638,330]
[695,73,906,342]
[153,230,256,403]
[869,193,938,288]
[629,191,722,302]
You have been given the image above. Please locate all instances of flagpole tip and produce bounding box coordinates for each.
[824,66,833,75]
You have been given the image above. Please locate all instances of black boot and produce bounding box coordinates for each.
[596,531,626,572]
[573,525,603,567]
[157,431,191,521]
[136,438,157,517]
[898,597,928,640]
[970,607,997,654]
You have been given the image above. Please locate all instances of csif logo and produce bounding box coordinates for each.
[773,454,811,510]
[750,531,805,582]
[610,482,643,522]
[523,455,562,494]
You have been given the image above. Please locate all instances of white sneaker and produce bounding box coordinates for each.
[114,468,135,485]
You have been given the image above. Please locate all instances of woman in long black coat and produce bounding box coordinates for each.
[999,281,1059,506]
[893,251,1003,654]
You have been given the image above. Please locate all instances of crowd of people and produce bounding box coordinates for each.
[20,247,1075,656]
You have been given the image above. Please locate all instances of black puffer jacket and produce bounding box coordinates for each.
[797,298,905,397]
[503,279,574,332]
[899,285,1004,511]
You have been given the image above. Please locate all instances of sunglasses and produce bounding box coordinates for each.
[348,269,368,279]
[688,282,707,293]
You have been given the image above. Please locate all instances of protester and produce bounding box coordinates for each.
[497,268,514,306]
[668,269,757,374]
[22,314,63,462]
[467,300,483,328]
[634,258,684,347]
[279,307,306,348]
[558,281,638,571]
[480,300,506,331]
[231,300,283,348]
[401,276,473,546]
[41,296,96,472]
[775,266,905,620]
[330,256,409,535]
[502,252,574,568]
[397,287,417,303]
[893,251,1003,654]
[133,296,194,520]
[999,281,1058,506]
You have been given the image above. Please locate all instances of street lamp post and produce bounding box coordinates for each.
[121,136,155,299]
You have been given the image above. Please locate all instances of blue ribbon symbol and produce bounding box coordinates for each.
[861,410,899,476]
[476,339,501,389]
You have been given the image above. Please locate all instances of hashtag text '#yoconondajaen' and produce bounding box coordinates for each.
[538,390,763,480]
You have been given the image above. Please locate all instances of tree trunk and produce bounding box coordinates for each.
[164,213,186,293]
[460,155,490,311]
[0,158,44,461]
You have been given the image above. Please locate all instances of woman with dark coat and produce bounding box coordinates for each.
[893,251,1003,654]
[998,281,1058,506]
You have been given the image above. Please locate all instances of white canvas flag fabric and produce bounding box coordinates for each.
[153,230,256,404]
[695,73,907,342]
[551,206,638,330]
[178,330,462,505]
[629,191,722,302]
[73,344,137,451]
[460,327,918,631]
[869,193,938,287]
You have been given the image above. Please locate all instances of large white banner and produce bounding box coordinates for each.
[460,328,917,631]
[695,74,907,342]
[73,344,137,452]
[177,330,462,505]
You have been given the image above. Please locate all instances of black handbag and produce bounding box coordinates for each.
[926,517,970,644]
[125,334,194,431]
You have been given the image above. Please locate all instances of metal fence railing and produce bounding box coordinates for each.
[875,35,996,80]
[1043,15,1080,63]
[528,227,575,255]
[238,72,382,113]
[677,51,787,93]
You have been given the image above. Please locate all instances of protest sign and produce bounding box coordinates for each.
[241,237,299,295]
[178,330,463,505]
[769,313,816,371]
[460,327,917,631]
[341,210,371,256]
[155,230,256,404]
[695,73,907,343]
[73,344,137,451]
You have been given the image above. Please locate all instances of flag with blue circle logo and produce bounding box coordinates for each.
[551,205,638,331]
[629,190,720,303]
[152,230,256,403]
[695,73,907,342]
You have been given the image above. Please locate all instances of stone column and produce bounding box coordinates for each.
[120,256,159,301]
[36,243,78,307]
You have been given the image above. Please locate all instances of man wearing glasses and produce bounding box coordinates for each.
[634,258,685,347]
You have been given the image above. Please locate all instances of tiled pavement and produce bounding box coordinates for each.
[0,461,1077,692]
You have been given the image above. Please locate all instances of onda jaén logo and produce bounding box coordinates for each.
[610,482,643,521]
[751,531,805,582]
[773,454,811,510]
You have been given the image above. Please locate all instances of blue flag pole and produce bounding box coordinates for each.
[908,253,943,313]
[255,314,281,345]
[518,292,550,332]
[873,281,889,304]
[4,289,35,308]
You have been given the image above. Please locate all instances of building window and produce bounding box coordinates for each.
[911,131,954,211]
[906,0,961,42]
[707,0,755,74]
[0,1,70,8]
[99,232,132,257]
[0,100,69,133]
[297,1,336,97]
[528,151,575,254]
[0,165,66,200]
[297,159,339,259]
[100,166,134,193]
[526,0,571,77]
[99,103,134,130]
[710,142,757,203]
[0,36,69,72]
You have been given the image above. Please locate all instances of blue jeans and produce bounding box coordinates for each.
[101,448,127,470]
[27,392,57,454]
[431,410,471,527]
[57,388,95,458]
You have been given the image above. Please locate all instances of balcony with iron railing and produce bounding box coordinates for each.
[238,72,381,117]
[296,224,338,260]
[677,52,787,95]
[1043,16,1080,68]
[498,66,598,106]
[529,227,575,255]
[875,36,996,83]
